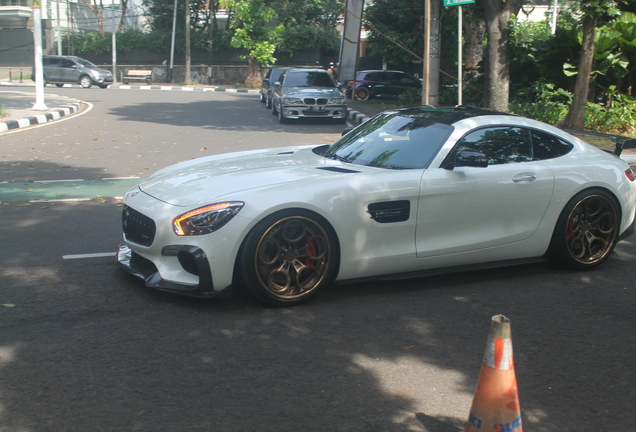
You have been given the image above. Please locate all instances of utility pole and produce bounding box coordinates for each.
[112,0,117,79]
[169,0,177,83]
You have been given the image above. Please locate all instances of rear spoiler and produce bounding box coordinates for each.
[563,129,636,157]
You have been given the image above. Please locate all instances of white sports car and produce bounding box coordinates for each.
[118,107,636,306]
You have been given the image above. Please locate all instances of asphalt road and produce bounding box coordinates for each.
[1,87,636,432]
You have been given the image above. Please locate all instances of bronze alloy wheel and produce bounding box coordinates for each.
[254,216,331,301]
[355,87,370,101]
[564,194,618,265]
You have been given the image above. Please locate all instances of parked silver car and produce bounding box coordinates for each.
[271,68,347,124]
[35,55,113,89]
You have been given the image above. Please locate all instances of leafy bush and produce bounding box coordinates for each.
[398,88,422,106]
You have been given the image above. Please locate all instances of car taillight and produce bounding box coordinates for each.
[348,81,353,85]
[626,168,635,182]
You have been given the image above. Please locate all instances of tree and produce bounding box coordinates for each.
[79,0,108,36]
[561,0,623,130]
[221,0,283,86]
[480,0,525,111]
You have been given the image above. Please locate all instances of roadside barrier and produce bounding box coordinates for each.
[465,315,522,432]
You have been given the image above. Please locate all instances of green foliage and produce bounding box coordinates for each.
[0,105,6,118]
[398,89,422,106]
[276,25,340,56]
[65,28,233,55]
[510,81,636,134]
[222,0,282,66]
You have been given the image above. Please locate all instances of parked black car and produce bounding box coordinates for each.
[346,70,422,101]
[33,55,113,89]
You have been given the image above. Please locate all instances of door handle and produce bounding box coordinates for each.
[512,173,537,182]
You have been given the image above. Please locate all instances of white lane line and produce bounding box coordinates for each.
[30,198,93,203]
[63,252,117,260]
[34,179,84,183]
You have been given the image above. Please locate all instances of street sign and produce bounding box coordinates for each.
[444,0,474,6]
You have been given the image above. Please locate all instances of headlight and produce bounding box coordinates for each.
[328,98,345,105]
[282,97,303,105]
[173,201,244,236]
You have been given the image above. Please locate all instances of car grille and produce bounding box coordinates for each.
[122,205,156,247]
[303,98,329,105]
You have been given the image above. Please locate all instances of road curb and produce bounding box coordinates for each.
[0,100,82,133]
[347,109,370,125]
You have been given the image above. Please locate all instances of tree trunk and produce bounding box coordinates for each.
[560,15,597,130]
[117,0,128,33]
[245,57,262,87]
[481,0,524,111]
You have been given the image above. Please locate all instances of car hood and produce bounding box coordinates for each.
[138,145,360,207]
[282,87,343,99]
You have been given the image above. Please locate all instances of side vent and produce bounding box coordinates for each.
[368,200,410,223]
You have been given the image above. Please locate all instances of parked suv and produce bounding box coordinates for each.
[34,55,113,89]
[346,70,421,100]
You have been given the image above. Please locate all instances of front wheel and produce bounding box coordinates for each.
[237,211,339,306]
[547,189,620,270]
[79,76,92,88]
[278,105,288,124]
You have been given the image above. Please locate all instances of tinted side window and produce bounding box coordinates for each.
[43,58,57,66]
[531,130,574,160]
[449,127,533,165]
[61,59,75,68]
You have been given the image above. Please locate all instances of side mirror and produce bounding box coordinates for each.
[263,78,269,83]
[454,149,488,168]
[273,81,281,87]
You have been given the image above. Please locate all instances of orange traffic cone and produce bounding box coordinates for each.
[465,315,522,432]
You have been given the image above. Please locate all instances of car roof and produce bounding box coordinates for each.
[357,70,412,75]
[286,68,329,73]
[389,106,517,125]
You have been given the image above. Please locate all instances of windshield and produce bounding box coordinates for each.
[323,112,453,169]
[284,71,335,88]
[75,58,97,68]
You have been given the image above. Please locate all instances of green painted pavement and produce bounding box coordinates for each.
[0,178,142,202]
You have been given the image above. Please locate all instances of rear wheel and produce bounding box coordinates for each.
[237,210,339,306]
[355,87,370,101]
[547,189,619,270]
[271,99,278,115]
[266,95,272,109]
[79,75,92,88]
[55,83,64,88]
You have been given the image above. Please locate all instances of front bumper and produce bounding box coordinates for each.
[117,243,233,299]
[281,105,347,119]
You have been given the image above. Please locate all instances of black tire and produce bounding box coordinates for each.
[355,87,370,101]
[260,92,266,103]
[99,84,109,89]
[145,78,152,85]
[546,188,620,270]
[278,105,288,124]
[237,210,339,306]
[79,75,92,88]
[55,83,64,88]
[271,100,278,115]
[266,95,272,109]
